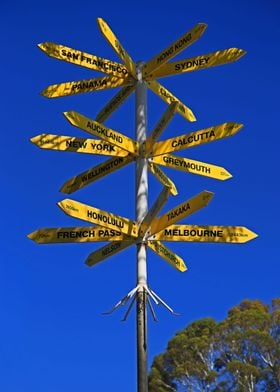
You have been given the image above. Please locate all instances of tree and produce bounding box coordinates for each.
[149,299,280,391]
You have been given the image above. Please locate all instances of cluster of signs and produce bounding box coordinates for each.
[29,17,257,272]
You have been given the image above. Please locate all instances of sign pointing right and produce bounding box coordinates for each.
[150,190,214,235]
[149,225,258,243]
[151,154,232,181]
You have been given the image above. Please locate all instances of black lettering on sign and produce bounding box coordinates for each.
[167,203,190,221]
[153,242,179,266]
[157,47,174,64]
[162,156,211,174]
[174,33,192,50]
[71,79,107,92]
[57,230,95,239]
[66,140,87,149]
[81,157,124,183]
[87,210,125,229]
[102,242,121,256]
[98,229,121,237]
[171,129,215,148]
[61,49,128,76]
[163,228,223,238]
[174,57,210,71]
[86,121,123,144]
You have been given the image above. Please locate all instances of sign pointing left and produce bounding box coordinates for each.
[28,225,130,244]
[60,155,135,194]
[41,75,134,98]
[85,240,135,267]
[58,199,139,238]
[30,134,129,157]
[38,42,129,78]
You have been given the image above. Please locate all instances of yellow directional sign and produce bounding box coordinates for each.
[30,134,129,157]
[147,241,187,272]
[140,187,171,236]
[38,42,130,78]
[28,225,131,244]
[41,75,134,98]
[97,17,136,78]
[85,240,134,267]
[148,161,178,196]
[58,199,139,238]
[151,122,243,156]
[143,23,207,76]
[149,225,258,243]
[95,85,135,123]
[150,190,214,235]
[146,48,246,79]
[64,110,139,154]
[151,154,232,181]
[60,154,135,194]
[145,102,178,153]
[147,80,196,122]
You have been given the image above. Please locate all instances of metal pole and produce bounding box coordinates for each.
[135,61,148,392]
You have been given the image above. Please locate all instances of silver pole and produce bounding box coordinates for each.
[135,61,148,392]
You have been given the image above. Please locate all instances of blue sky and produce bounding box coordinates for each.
[1,1,279,391]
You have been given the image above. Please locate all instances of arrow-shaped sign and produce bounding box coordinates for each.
[97,17,136,78]
[143,23,207,76]
[145,102,178,154]
[146,80,196,122]
[58,199,139,238]
[150,122,243,156]
[146,47,246,80]
[149,190,214,235]
[149,225,258,243]
[151,154,232,181]
[28,225,131,244]
[38,42,130,78]
[30,134,129,157]
[95,85,135,123]
[64,110,139,154]
[148,161,178,196]
[147,240,187,272]
[140,187,171,236]
[85,240,135,267]
[60,154,135,194]
[41,75,134,98]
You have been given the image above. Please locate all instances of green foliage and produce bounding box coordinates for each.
[149,299,280,391]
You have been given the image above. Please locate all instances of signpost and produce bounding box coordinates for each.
[29,17,257,392]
